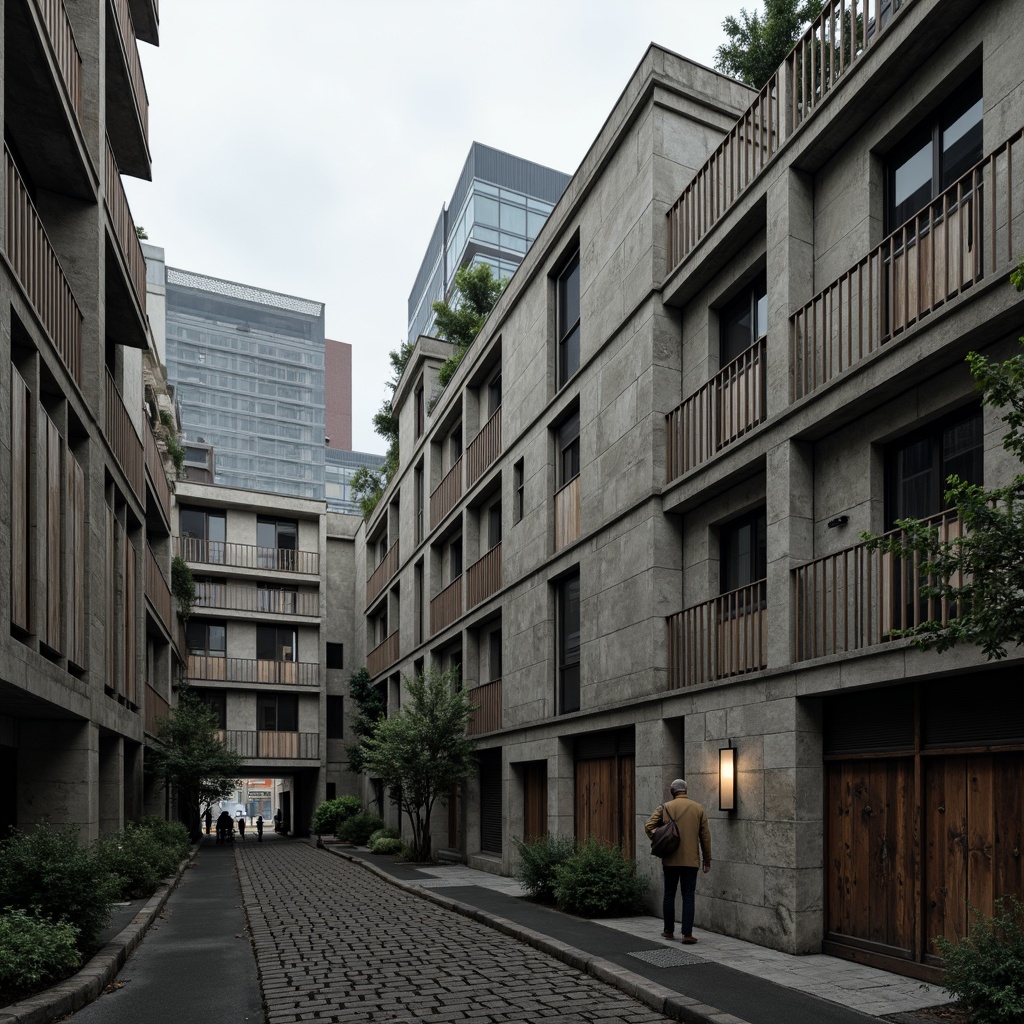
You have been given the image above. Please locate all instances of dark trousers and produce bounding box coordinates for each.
[663,865,699,936]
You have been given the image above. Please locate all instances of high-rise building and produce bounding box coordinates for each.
[325,339,352,452]
[406,143,570,344]
[165,269,327,500]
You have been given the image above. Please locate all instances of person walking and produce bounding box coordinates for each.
[204,807,213,835]
[216,809,232,845]
[237,816,246,842]
[645,778,711,944]
[256,815,264,842]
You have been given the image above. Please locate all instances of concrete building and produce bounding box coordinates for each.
[1,0,181,838]
[324,447,386,516]
[352,0,1024,980]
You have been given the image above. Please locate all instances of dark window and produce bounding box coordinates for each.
[413,657,424,680]
[450,537,463,581]
[415,464,425,544]
[415,560,424,646]
[487,501,502,549]
[488,372,502,416]
[450,424,463,464]
[326,696,344,739]
[199,689,227,730]
[557,253,581,388]
[513,459,525,524]
[720,508,767,593]
[326,642,344,670]
[557,572,581,714]
[326,782,337,800]
[179,506,226,562]
[720,277,767,364]
[488,629,502,682]
[557,411,580,488]
[256,625,296,662]
[186,619,226,657]
[257,583,297,614]
[257,516,298,570]
[257,694,298,732]
[449,649,463,686]
[414,383,425,439]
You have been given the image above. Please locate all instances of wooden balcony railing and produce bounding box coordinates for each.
[5,148,82,385]
[554,476,581,552]
[430,455,463,529]
[430,575,462,636]
[144,419,172,524]
[466,543,502,609]
[145,543,172,633]
[366,630,400,678]
[667,0,910,274]
[466,405,502,487]
[110,0,149,139]
[467,679,502,736]
[176,537,320,575]
[193,583,319,617]
[792,128,1024,399]
[665,337,766,482]
[793,510,964,661]
[365,540,399,607]
[144,683,169,736]
[666,581,767,688]
[36,0,82,119]
[187,655,319,687]
[104,370,145,501]
[218,730,320,760]
[104,135,147,314]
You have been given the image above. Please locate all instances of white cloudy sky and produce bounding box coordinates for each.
[125,1,732,454]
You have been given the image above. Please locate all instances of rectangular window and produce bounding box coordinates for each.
[414,382,425,439]
[450,536,463,582]
[326,642,344,670]
[257,583,297,614]
[199,689,227,730]
[487,501,502,549]
[488,628,502,682]
[186,619,226,657]
[557,253,581,388]
[415,463,425,544]
[557,411,581,488]
[326,695,344,739]
[257,516,298,570]
[415,560,424,646]
[557,572,581,714]
[450,424,463,464]
[513,458,524,524]
[720,276,767,364]
[488,372,502,417]
[179,506,226,563]
[256,624,297,662]
[257,694,298,732]
[720,508,767,593]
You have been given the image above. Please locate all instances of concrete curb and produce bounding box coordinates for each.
[325,845,751,1024]
[0,848,198,1024]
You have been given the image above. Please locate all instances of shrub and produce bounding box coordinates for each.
[0,909,80,992]
[552,836,648,918]
[311,796,362,836]
[336,812,386,845]
[0,826,117,948]
[96,827,161,900]
[369,837,404,855]
[368,827,400,845]
[135,817,191,876]
[934,895,1024,1024]
[513,834,576,904]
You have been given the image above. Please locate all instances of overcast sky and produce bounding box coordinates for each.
[125,1,732,454]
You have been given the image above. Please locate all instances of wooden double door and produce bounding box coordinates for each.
[574,730,636,860]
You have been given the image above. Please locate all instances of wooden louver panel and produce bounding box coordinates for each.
[44,415,63,653]
[10,370,31,631]
[66,449,86,667]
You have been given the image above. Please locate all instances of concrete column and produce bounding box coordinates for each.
[98,732,123,837]
[552,737,575,839]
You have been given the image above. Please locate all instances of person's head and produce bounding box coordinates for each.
[670,778,688,797]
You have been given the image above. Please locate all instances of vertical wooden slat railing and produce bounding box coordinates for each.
[10,371,31,632]
[792,129,1023,400]
[466,406,502,487]
[554,476,581,552]
[467,679,502,736]
[123,525,138,705]
[186,655,319,686]
[430,575,463,636]
[193,583,319,616]
[466,543,502,609]
[176,537,320,574]
[109,0,149,139]
[144,419,172,524]
[5,148,83,386]
[145,543,172,635]
[219,731,319,760]
[104,135,147,314]
[793,510,965,661]
[366,630,400,678]
[104,370,145,501]
[430,456,463,529]
[666,580,767,688]
[36,0,82,119]
[365,540,399,606]
[144,684,169,735]
[665,337,766,482]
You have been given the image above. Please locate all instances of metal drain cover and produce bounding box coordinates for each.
[628,947,705,967]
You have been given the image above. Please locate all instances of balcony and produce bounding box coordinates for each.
[430,456,463,530]
[127,0,159,45]
[5,148,82,386]
[666,0,908,275]
[467,679,502,736]
[466,406,502,487]
[145,544,172,635]
[793,510,963,661]
[144,683,169,736]
[466,543,502,609]
[105,370,145,502]
[367,630,400,678]
[792,128,1024,400]
[177,537,320,575]
[193,582,319,617]
[36,0,82,120]
[144,419,172,527]
[665,337,766,482]
[106,0,150,177]
[666,580,767,688]
[105,135,147,319]
[218,730,320,761]
[554,476,581,552]
[187,656,319,687]
[365,541,399,607]
[430,576,462,636]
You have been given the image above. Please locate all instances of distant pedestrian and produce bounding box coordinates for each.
[238,817,246,842]
[256,815,264,842]
[216,810,232,845]
[645,779,711,944]
[205,807,213,835]
[274,809,282,833]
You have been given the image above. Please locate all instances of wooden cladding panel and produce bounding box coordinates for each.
[193,583,319,616]
[365,540,399,607]
[429,575,462,636]
[430,455,463,529]
[145,544,172,633]
[466,406,502,487]
[104,371,144,502]
[467,679,501,736]
[10,371,30,631]
[106,510,116,689]
[574,754,635,861]
[554,476,581,552]
[44,415,62,653]
[186,655,320,687]
[466,543,502,609]
[523,762,548,842]
[366,631,400,678]
[66,450,85,667]
[124,528,137,704]
[144,683,169,735]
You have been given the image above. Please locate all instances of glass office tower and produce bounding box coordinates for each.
[407,143,570,343]
[324,448,387,515]
[165,268,327,499]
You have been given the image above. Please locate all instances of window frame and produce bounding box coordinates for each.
[556,252,581,389]
[719,507,767,595]
[557,571,581,715]
[556,411,581,489]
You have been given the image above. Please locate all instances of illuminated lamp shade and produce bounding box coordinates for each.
[719,742,737,813]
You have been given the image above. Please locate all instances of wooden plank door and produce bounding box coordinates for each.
[523,762,547,842]
[574,753,635,860]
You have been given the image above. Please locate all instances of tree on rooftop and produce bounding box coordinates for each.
[432,262,507,390]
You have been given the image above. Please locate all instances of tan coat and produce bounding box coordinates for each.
[645,796,712,868]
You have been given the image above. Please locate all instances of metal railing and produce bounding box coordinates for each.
[666,580,767,688]
[366,630,400,678]
[467,679,502,736]
[665,337,766,481]
[793,510,964,661]
[466,406,502,487]
[193,583,319,617]
[218,730,320,760]
[430,575,462,636]
[554,476,581,552]
[466,543,502,609]
[144,684,169,736]
[145,543,172,633]
[176,537,320,575]
[430,456,463,529]
[105,370,145,502]
[366,540,399,607]
[36,0,82,119]
[144,419,172,524]
[104,135,147,314]
[187,655,319,687]
[109,0,149,139]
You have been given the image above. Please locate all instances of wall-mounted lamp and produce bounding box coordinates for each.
[827,515,850,529]
[719,739,737,813]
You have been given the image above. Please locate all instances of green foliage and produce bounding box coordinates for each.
[431,263,507,350]
[135,817,191,872]
[95,826,161,900]
[135,225,148,240]
[165,433,186,478]
[436,345,469,390]
[368,836,404,856]
[0,908,80,992]
[311,795,362,836]
[346,667,388,775]
[336,812,386,845]
[368,827,400,844]
[513,834,577,903]
[934,896,1024,1024]
[715,0,825,88]
[171,555,195,619]
[551,836,648,918]
[359,667,478,862]
[0,825,118,948]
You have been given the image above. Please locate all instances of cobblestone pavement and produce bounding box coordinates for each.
[236,841,674,1024]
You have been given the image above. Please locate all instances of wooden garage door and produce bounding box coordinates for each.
[575,753,636,860]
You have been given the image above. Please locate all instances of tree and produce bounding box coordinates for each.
[715,0,825,88]
[146,686,243,842]
[862,265,1024,661]
[345,666,388,775]
[358,667,478,862]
